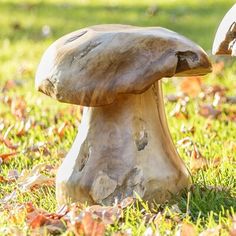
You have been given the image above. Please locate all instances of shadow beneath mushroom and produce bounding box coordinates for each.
[174,184,236,222]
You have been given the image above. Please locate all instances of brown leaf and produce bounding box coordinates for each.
[26,203,66,233]
[212,61,224,75]
[88,205,122,225]
[28,213,47,229]
[0,133,18,150]
[180,77,202,97]
[2,80,18,92]
[119,197,134,209]
[0,175,8,183]
[74,212,105,236]
[190,144,208,171]
[180,222,197,236]
[0,151,19,162]
[199,225,221,236]
[230,215,236,236]
[180,124,195,135]
[170,103,189,119]
[10,96,27,119]
[16,119,32,137]
[24,142,47,153]
[8,169,19,181]
[17,163,55,191]
[190,147,221,172]
[57,122,67,139]
[199,104,221,119]
[177,137,193,148]
[204,85,227,97]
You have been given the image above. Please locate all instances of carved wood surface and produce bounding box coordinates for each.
[36,25,212,205]
[212,4,236,56]
[36,24,211,106]
[56,83,189,205]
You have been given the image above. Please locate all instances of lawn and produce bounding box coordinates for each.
[0,0,235,235]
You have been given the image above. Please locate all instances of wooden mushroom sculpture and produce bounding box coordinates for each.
[212,4,236,56]
[36,25,211,206]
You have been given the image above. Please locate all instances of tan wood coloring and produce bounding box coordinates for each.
[36,25,212,205]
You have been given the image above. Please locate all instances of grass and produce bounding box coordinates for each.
[0,0,235,235]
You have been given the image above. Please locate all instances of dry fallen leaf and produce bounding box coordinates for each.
[180,124,195,135]
[88,205,122,225]
[0,151,19,162]
[0,133,18,150]
[8,169,20,181]
[177,137,193,148]
[0,190,17,204]
[180,77,202,97]
[17,163,54,191]
[178,222,197,236]
[170,102,189,119]
[57,122,67,139]
[199,225,221,236]
[16,119,33,137]
[230,215,236,236]
[72,212,105,236]
[119,197,134,209]
[25,202,66,234]
[190,144,208,171]
[24,142,51,156]
[0,175,8,183]
[198,104,221,119]
[1,79,22,92]
[204,85,227,97]
[212,61,224,75]
[10,96,27,119]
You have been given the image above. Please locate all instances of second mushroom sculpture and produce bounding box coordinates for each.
[36,25,211,205]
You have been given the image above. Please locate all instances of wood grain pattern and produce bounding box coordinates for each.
[36,24,211,106]
[35,25,212,205]
[56,82,189,205]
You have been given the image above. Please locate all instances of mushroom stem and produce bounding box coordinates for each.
[56,81,189,205]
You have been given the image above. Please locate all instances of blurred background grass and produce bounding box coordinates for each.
[0,0,235,71]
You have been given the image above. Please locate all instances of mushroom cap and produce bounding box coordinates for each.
[212,4,236,56]
[36,24,211,106]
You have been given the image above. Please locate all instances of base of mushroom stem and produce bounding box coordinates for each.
[56,82,190,206]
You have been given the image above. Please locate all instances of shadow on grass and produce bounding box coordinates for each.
[0,0,234,49]
[176,184,236,222]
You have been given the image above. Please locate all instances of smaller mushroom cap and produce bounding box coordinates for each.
[36,25,211,106]
[212,4,236,56]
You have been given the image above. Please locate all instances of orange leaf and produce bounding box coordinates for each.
[0,152,19,162]
[0,134,18,150]
[180,77,202,97]
[29,213,47,229]
[190,144,208,171]
[10,96,27,119]
[0,175,8,183]
[73,212,105,236]
[82,213,105,236]
[57,122,67,139]
[212,61,224,75]
[180,222,197,236]
[229,215,236,236]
